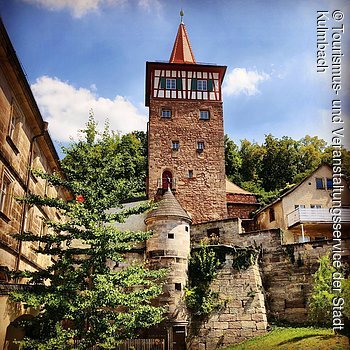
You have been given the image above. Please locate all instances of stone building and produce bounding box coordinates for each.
[146,17,227,225]
[143,16,269,350]
[0,18,68,349]
[0,12,349,350]
[143,15,349,350]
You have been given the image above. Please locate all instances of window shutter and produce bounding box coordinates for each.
[176,78,182,90]
[191,78,197,90]
[207,79,214,91]
[160,77,166,89]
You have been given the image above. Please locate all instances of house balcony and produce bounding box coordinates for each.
[287,207,350,228]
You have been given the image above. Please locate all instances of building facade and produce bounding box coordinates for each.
[146,19,227,224]
[255,164,350,243]
[0,19,68,349]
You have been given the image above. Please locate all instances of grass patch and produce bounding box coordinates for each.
[223,327,349,350]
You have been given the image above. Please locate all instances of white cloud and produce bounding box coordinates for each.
[21,0,160,17]
[22,0,104,17]
[223,68,270,96]
[31,76,147,142]
[137,0,161,13]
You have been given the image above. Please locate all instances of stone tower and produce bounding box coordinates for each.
[145,15,228,224]
[145,188,191,349]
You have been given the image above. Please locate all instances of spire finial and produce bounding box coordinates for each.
[180,9,184,24]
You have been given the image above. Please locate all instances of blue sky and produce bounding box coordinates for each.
[1,0,349,151]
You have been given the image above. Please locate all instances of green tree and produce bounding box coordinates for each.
[224,135,242,184]
[260,135,299,191]
[239,139,264,182]
[11,115,165,349]
[308,254,337,326]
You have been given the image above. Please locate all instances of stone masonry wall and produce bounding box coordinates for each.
[233,229,350,324]
[148,99,227,224]
[190,218,242,246]
[227,204,258,220]
[188,256,267,350]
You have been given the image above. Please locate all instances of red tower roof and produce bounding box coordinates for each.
[169,21,196,64]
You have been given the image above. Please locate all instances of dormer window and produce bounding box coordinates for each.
[166,79,176,90]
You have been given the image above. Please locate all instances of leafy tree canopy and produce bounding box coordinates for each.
[224,133,350,205]
[11,114,165,350]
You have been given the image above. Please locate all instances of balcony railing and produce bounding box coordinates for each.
[287,207,350,227]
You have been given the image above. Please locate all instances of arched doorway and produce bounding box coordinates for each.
[162,170,173,190]
[4,314,33,350]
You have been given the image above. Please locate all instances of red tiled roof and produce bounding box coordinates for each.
[169,23,196,64]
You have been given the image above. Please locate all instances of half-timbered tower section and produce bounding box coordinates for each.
[146,19,227,224]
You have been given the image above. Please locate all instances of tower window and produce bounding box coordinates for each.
[315,178,324,189]
[161,109,172,118]
[172,141,179,151]
[166,79,176,90]
[188,170,193,178]
[197,80,207,91]
[197,142,204,152]
[175,283,182,291]
[168,233,174,239]
[199,110,210,120]
[185,226,189,232]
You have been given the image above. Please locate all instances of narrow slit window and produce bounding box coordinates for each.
[175,283,182,291]
[172,141,179,151]
[197,142,204,152]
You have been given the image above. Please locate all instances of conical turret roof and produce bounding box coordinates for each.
[169,21,196,64]
[145,188,191,222]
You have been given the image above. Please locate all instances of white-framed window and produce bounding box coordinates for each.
[199,110,210,120]
[0,170,14,216]
[8,113,19,139]
[161,109,172,118]
[197,80,207,91]
[166,79,176,90]
[294,205,305,209]
[311,204,322,209]
[172,141,179,151]
[197,141,204,151]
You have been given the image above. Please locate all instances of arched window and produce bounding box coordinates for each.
[162,170,173,190]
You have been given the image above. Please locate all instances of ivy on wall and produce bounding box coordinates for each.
[231,245,260,271]
[185,244,223,317]
[185,243,261,317]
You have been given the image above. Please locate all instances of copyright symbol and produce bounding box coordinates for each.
[332,10,344,21]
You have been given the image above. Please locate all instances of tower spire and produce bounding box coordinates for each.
[169,11,196,64]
